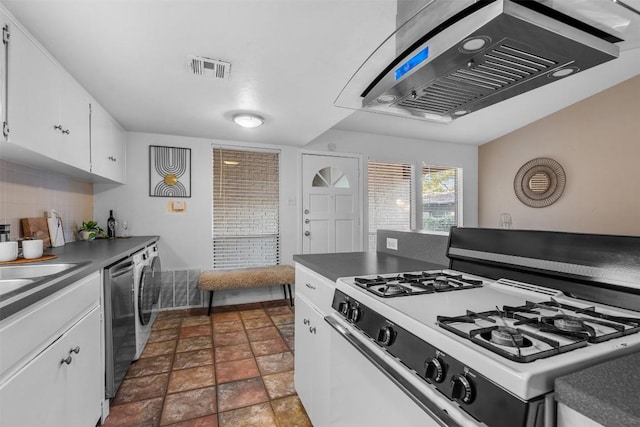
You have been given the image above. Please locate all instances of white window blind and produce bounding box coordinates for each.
[367,161,413,250]
[422,165,460,233]
[212,148,280,269]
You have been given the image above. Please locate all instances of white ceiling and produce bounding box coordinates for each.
[3,0,640,147]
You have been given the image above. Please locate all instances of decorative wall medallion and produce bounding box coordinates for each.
[514,157,565,208]
[149,145,191,197]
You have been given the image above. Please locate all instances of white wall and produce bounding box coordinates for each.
[305,128,479,228]
[93,132,300,272]
[93,129,477,306]
[478,74,640,235]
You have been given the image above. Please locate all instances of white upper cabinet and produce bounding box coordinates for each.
[57,73,91,171]
[4,14,90,172]
[90,102,126,183]
[0,6,124,183]
[5,17,60,161]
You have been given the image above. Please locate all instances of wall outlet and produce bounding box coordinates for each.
[386,238,398,250]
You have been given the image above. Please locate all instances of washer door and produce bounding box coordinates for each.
[150,256,162,305]
[138,265,154,326]
[139,255,161,326]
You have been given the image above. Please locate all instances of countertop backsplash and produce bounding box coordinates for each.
[0,159,93,242]
[376,229,450,266]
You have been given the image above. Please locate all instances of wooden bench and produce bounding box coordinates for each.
[199,265,295,315]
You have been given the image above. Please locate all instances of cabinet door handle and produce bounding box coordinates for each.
[69,346,80,354]
[303,318,310,325]
[54,124,63,132]
[305,283,316,290]
[62,128,70,135]
[309,326,316,334]
[60,356,72,365]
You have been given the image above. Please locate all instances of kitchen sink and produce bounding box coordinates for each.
[0,278,35,296]
[0,262,90,300]
[0,263,85,280]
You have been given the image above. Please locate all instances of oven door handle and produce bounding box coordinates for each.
[325,315,462,427]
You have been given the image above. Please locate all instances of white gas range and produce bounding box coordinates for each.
[325,228,640,427]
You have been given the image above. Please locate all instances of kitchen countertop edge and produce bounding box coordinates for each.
[293,251,447,282]
[555,351,640,427]
[0,236,158,321]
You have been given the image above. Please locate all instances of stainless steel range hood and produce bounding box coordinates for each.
[335,0,626,124]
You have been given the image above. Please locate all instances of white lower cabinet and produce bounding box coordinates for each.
[294,264,333,427]
[0,272,103,427]
[0,307,102,427]
[294,295,331,426]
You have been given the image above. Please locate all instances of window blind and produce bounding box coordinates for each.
[422,165,460,233]
[212,148,280,269]
[367,161,413,250]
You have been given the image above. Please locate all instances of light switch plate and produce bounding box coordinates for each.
[386,238,398,250]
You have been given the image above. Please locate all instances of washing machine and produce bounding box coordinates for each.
[145,242,161,320]
[133,243,162,359]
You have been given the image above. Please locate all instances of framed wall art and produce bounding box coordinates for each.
[149,145,192,198]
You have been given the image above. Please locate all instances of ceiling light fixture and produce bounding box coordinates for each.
[233,113,264,128]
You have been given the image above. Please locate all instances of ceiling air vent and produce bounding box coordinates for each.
[188,56,231,80]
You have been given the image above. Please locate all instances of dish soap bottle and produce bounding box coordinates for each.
[107,210,116,239]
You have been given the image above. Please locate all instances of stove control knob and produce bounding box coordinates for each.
[348,306,360,323]
[424,357,445,383]
[338,301,350,317]
[377,326,394,346]
[451,374,474,404]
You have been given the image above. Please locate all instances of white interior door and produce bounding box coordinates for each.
[302,153,361,254]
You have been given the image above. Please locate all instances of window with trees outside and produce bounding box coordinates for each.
[368,160,462,251]
[422,165,461,233]
[212,147,280,269]
[367,161,413,250]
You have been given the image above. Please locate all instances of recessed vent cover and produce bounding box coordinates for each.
[188,56,231,80]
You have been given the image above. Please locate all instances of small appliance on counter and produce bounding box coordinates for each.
[0,224,10,242]
[45,210,65,247]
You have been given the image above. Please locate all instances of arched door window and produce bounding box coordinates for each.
[311,167,350,188]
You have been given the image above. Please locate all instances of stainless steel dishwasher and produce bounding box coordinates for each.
[104,257,136,398]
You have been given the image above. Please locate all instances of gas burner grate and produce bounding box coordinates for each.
[354,271,483,298]
[437,309,588,363]
[506,300,640,343]
[438,298,640,362]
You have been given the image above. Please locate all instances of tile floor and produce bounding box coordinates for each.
[102,300,312,427]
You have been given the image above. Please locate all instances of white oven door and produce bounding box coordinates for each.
[326,315,483,427]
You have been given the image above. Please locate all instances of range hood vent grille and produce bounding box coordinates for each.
[396,39,562,116]
[339,0,621,123]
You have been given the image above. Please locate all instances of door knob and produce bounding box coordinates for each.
[304,219,310,224]
[304,231,310,236]
[304,209,309,214]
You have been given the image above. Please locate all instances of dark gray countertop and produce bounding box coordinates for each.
[293,251,447,281]
[0,236,158,321]
[555,351,640,427]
